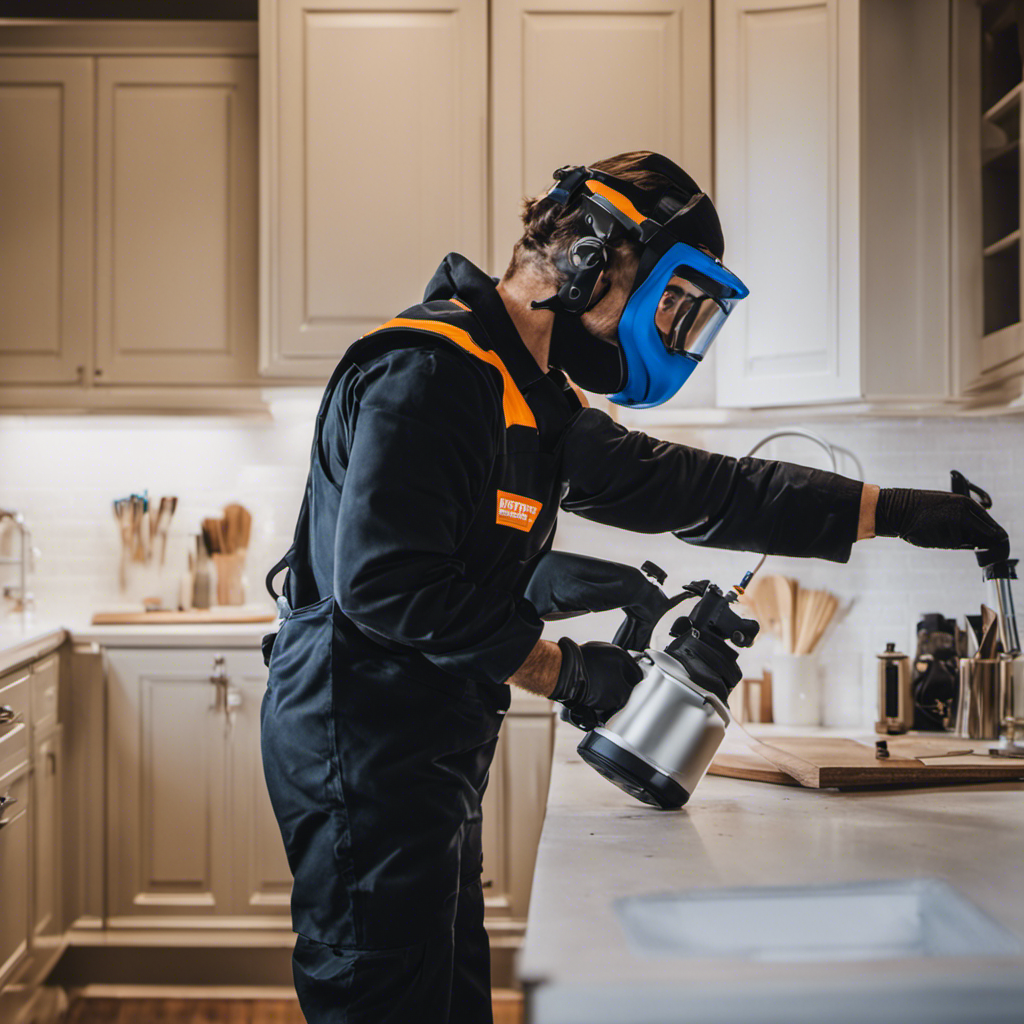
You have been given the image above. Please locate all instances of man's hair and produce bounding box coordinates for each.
[503,150,682,284]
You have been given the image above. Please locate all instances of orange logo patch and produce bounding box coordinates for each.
[496,490,542,532]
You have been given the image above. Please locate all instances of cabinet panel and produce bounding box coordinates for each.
[481,690,554,923]
[106,648,229,920]
[261,0,488,377]
[0,761,30,986]
[714,0,859,407]
[95,57,258,385]
[226,650,291,916]
[491,0,711,274]
[31,728,61,953]
[0,57,92,384]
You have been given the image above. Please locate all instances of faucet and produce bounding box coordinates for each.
[745,428,864,480]
[0,509,36,614]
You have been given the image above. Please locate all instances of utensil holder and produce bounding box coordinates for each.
[212,551,247,605]
[957,658,1022,740]
[770,652,821,726]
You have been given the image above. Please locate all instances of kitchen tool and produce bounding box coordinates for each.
[911,613,963,731]
[710,735,1024,788]
[192,534,212,610]
[569,577,760,809]
[875,642,913,734]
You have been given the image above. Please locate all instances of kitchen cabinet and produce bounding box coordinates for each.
[94,56,258,386]
[105,646,291,926]
[713,0,953,409]
[952,0,1024,402]
[480,689,556,936]
[259,0,489,378]
[0,56,93,385]
[490,0,712,275]
[0,21,267,407]
[0,758,30,988]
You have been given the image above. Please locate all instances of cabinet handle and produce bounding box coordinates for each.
[0,792,17,827]
[47,751,57,775]
[0,705,23,730]
[210,655,228,711]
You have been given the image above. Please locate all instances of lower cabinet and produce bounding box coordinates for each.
[0,758,30,987]
[481,690,556,932]
[31,726,62,959]
[105,647,291,926]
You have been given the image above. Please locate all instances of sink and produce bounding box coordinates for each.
[616,879,1022,962]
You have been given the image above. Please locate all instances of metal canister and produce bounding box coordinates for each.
[957,659,1005,739]
[876,642,912,734]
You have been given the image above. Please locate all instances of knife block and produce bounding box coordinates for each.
[212,550,247,605]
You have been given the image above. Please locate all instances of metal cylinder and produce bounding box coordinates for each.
[957,659,1006,739]
[875,643,912,734]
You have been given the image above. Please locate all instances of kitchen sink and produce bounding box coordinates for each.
[616,879,1022,962]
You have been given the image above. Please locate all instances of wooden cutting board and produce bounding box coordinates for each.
[91,607,276,625]
[710,735,1024,789]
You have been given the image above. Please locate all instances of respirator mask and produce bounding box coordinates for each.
[535,158,749,408]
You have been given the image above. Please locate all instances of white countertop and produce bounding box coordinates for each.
[520,721,1024,1024]
[0,612,274,674]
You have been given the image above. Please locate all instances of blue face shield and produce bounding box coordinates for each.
[608,243,749,408]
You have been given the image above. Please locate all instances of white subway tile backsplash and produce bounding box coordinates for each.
[2,409,1024,727]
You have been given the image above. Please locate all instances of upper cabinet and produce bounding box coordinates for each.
[94,56,258,386]
[714,0,953,410]
[259,0,488,379]
[0,21,264,408]
[490,0,712,274]
[952,0,1024,403]
[0,56,93,385]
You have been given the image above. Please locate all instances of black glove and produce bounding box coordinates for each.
[551,637,644,730]
[876,488,1008,556]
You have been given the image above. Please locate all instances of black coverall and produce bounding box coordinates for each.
[260,253,863,1024]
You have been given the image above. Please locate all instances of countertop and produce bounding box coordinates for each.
[519,721,1024,1024]
[0,611,275,674]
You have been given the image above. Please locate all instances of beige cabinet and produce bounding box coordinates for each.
[0,22,263,406]
[31,727,61,954]
[490,0,712,275]
[94,57,258,385]
[480,688,555,953]
[714,0,953,409]
[259,0,489,378]
[0,56,93,385]
[0,758,30,988]
[105,646,290,926]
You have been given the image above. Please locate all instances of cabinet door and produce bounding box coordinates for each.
[259,0,488,377]
[224,650,292,918]
[481,690,555,924]
[0,761,30,987]
[714,0,860,407]
[106,648,230,922]
[94,57,258,385]
[491,0,712,275]
[31,727,62,955]
[0,57,92,384]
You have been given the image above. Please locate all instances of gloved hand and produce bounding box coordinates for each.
[876,488,1008,556]
[551,637,644,731]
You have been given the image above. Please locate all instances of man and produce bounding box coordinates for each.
[260,151,1006,1024]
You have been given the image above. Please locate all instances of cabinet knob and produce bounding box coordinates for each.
[0,792,17,827]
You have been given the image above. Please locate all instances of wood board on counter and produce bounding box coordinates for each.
[710,735,1024,789]
[91,608,276,625]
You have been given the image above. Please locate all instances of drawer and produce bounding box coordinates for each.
[0,761,29,987]
[0,669,29,764]
[31,653,59,735]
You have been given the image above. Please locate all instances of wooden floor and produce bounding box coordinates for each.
[66,993,524,1024]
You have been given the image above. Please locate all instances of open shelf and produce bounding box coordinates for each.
[983,80,1022,122]
[982,0,1023,112]
[982,143,1020,246]
[983,242,1021,336]
[984,227,1022,256]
